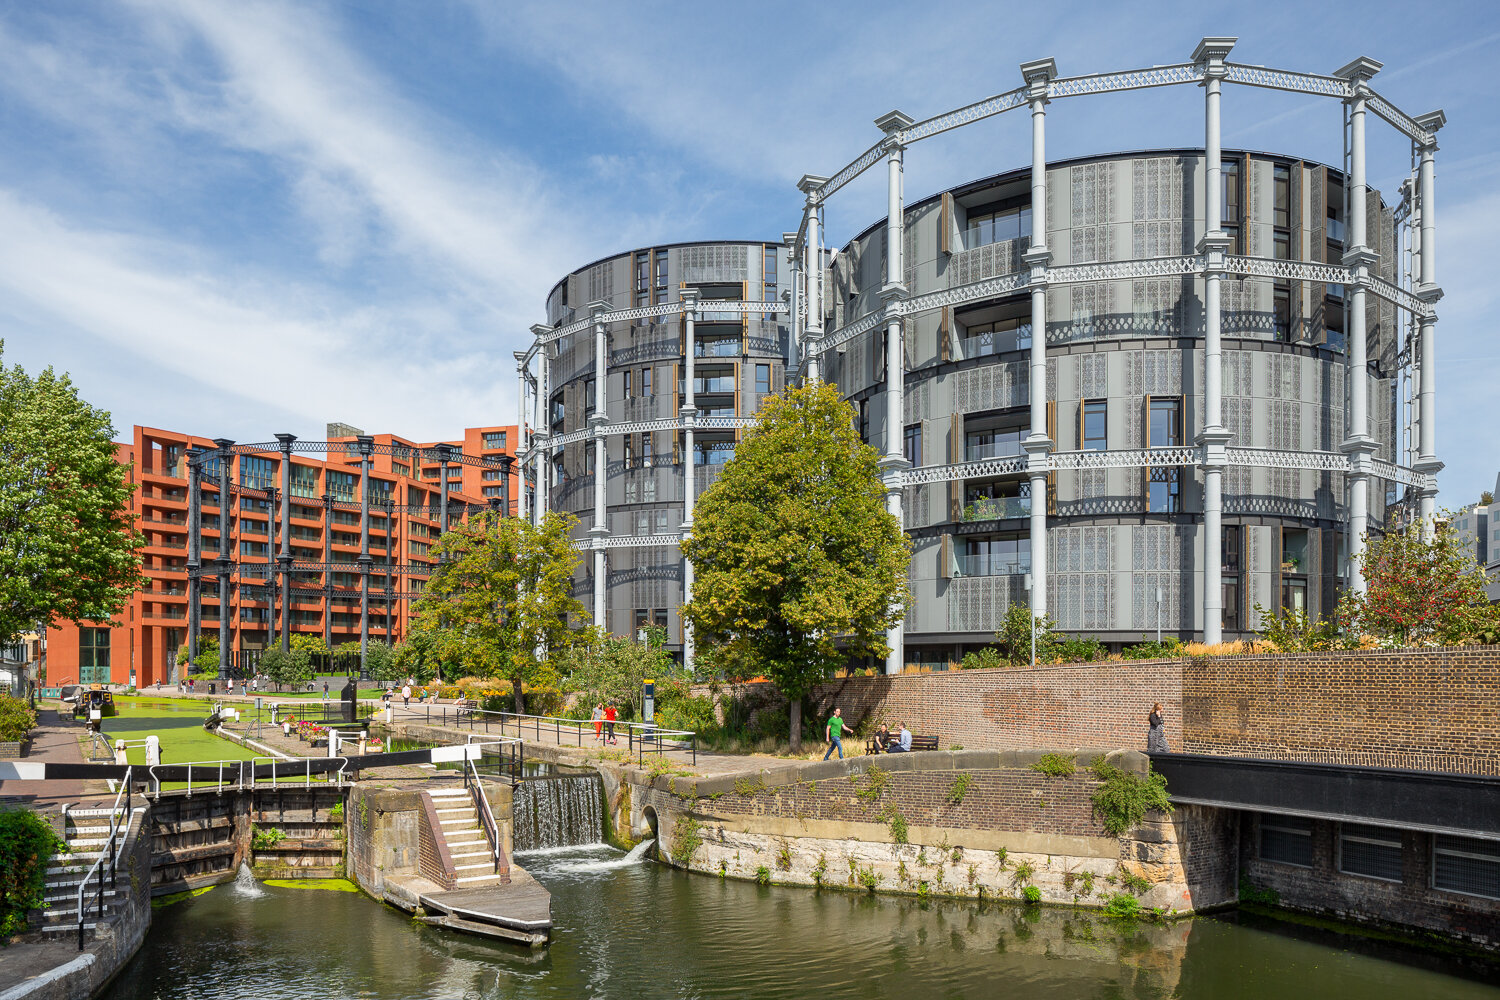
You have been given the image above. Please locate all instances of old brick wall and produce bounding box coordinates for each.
[708,645,1500,774]
[1181,645,1500,775]
[1240,814,1500,951]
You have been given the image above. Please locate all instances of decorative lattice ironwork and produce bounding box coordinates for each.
[1369,459,1437,490]
[902,86,1029,144]
[899,270,1030,317]
[1366,88,1433,145]
[1051,448,1195,471]
[1047,63,1202,99]
[815,141,888,202]
[1226,447,1348,473]
[1226,255,1350,286]
[1049,256,1201,285]
[1223,63,1350,98]
[1366,272,1436,319]
[901,455,1028,487]
[814,307,888,355]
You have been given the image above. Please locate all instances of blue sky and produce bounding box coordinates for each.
[1,0,1496,505]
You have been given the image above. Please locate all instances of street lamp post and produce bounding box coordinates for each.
[1024,574,1035,669]
[1156,587,1163,645]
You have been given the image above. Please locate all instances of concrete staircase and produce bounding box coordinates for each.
[426,787,507,888]
[37,806,133,937]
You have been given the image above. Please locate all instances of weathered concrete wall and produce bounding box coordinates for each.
[708,644,1500,774]
[603,750,1234,915]
[1240,814,1500,952]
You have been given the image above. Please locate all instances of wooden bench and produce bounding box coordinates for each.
[864,733,939,754]
[454,699,481,720]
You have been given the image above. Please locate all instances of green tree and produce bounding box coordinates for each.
[0,343,145,644]
[363,641,398,683]
[409,511,585,715]
[289,634,329,656]
[177,633,218,666]
[392,626,440,684]
[680,380,909,751]
[1481,491,1495,507]
[1340,520,1500,647]
[558,625,677,720]
[258,646,311,692]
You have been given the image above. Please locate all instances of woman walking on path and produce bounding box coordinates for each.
[1147,702,1170,753]
[604,704,618,745]
[592,704,604,742]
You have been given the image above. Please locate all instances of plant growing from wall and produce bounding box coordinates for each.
[1102,892,1142,919]
[733,775,766,797]
[669,816,703,866]
[251,826,287,850]
[1021,885,1042,905]
[856,864,882,892]
[1089,756,1172,837]
[1029,753,1076,778]
[946,772,973,805]
[1238,876,1280,906]
[680,381,910,751]
[0,808,67,936]
[853,764,889,803]
[754,865,771,886]
[810,853,828,887]
[1010,859,1036,888]
[879,804,909,845]
[1118,869,1150,896]
[775,842,792,871]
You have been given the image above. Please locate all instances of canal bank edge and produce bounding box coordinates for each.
[602,748,1231,915]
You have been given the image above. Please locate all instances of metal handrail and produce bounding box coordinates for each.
[77,766,131,950]
[406,702,696,762]
[462,749,507,877]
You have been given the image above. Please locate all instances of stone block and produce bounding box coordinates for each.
[950,749,1001,771]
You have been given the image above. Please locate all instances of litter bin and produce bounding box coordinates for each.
[209,683,216,695]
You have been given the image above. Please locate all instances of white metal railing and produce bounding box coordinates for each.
[76,767,132,949]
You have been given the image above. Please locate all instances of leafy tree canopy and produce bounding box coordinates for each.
[1340,519,1500,647]
[558,625,678,720]
[260,646,313,691]
[0,343,144,643]
[680,380,909,749]
[409,511,585,715]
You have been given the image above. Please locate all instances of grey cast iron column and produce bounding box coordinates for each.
[357,435,373,674]
[1413,111,1446,538]
[265,485,277,651]
[588,301,610,631]
[797,176,829,380]
[213,439,234,679]
[435,444,454,538]
[1020,59,1054,625]
[385,498,395,644]
[515,352,530,524]
[528,330,552,525]
[1336,57,1383,594]
[876,110,913,676]
[1195,38,1236,645]
[322,491,333,651]
[187,456,201,664]
[681,288,699,672]
[276,434,295,653]
[782,232,802,378]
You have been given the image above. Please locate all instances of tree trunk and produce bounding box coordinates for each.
[789,698,802,753]
[513,676,525,717]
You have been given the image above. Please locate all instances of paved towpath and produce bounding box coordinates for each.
[0,710,114,812]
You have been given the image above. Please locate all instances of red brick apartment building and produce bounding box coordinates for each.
[44,423,519,688]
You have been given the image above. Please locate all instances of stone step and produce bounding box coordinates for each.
[453,874,505,885]
[454,862,493,871]
[450,850,490,860]
[44,888,116,903]
[434,808,471,815]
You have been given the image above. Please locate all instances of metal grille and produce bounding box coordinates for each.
[953,361,1028,411]
[1433,835,1500,900]
[587,261,614,304]
[679,244,748,283]
[903,379,931,423]
[948,575,1024,632]
[1260,814,1314,867]
[951,238,1028,285]
[1069,162,1114,262]
[1339,824,1404,882]
[1078,353,1107,398]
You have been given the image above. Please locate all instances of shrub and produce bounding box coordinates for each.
[1010,859,1036,887]
[946,772,973,805]
[0,695,37,742]
[1021,885,1042,905]
[879,804,909,844]
[754,865,771,886]
[251,826,287,850]
[854,764,889,802]
[1102,892,1142,919]
[0,809,67,936]
[1119,869,1151,896]
[810,853,828,887]
[1089,757,1173,836]
[669,817,703,865]
[1119,636,1185,660]
[958,647,1006,671]
[1029,753,1076,778]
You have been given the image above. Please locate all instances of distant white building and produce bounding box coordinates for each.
[1450,473,1500,602]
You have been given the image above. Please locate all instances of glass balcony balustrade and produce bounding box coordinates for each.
[956,553,1031,578]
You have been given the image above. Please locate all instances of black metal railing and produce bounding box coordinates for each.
[394,703,696,765]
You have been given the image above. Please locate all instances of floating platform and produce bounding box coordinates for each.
[382,868,552,947]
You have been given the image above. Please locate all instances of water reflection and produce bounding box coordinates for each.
[106,845,1500,1000]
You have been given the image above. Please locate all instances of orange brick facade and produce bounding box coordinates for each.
[45,423,518,689]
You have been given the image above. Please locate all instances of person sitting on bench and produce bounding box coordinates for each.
[887,722,913,753]
[873,724,893,753]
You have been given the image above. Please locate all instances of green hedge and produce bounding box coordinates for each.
[0,695,35,743]
[0,809,67,936]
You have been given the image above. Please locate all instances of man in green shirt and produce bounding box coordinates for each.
[822,707,845,760]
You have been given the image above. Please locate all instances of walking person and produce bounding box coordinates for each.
[592,703,604,743]
[401,683,412,709]
[604,703,617,745]
[822,707,845,760]
[322,680,329,703]
[1147,702,1170,753]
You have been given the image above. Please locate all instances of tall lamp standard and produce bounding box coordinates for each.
[1023,573,1036,669]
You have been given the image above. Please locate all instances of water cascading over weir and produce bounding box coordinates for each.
[514,770,605,850]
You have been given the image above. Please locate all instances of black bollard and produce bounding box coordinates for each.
[341,677,357,724]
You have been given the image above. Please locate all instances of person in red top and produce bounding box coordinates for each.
[604,704,618,745]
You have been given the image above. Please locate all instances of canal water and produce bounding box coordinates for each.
[105,844,1500,999]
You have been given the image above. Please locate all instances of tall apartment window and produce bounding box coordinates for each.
[904,425,922,466]
[623,437,634,469]
[641,368,652,396]
[653,250,669,313]
[1081,400,1107,451]
[291,465,318,498]
[327,471,356,502]
[1149,398,1181,448]
[763,246,778,302]
[1272,164,1292,228]
[1222,158,1242,254]
[640,434,653,468]
[1149,467,1182,513]
[553,453,566,485]
[1433,835,1500,900]
[1339,824,1404,882]
[857,399,870,444]
[482,469,503,481]
[1223,525,1242,633]
[623,370,633,398]
[755,364,770,394]
[635,252,650,292]
[482,431,507,449]
[80,628,111,685]
[1260,814,1314,867]
[584,379,596,417]
[1273,285,1291,341]
[550,393,564,431]
[239,455,274,490]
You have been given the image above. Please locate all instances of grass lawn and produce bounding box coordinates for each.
[101,701,260,767]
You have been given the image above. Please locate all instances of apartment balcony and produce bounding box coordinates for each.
[961,496,1032,522]
[139,464,186,481]
[955,554,1031,578]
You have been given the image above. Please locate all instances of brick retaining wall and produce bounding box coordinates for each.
[708,645,1500,775]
